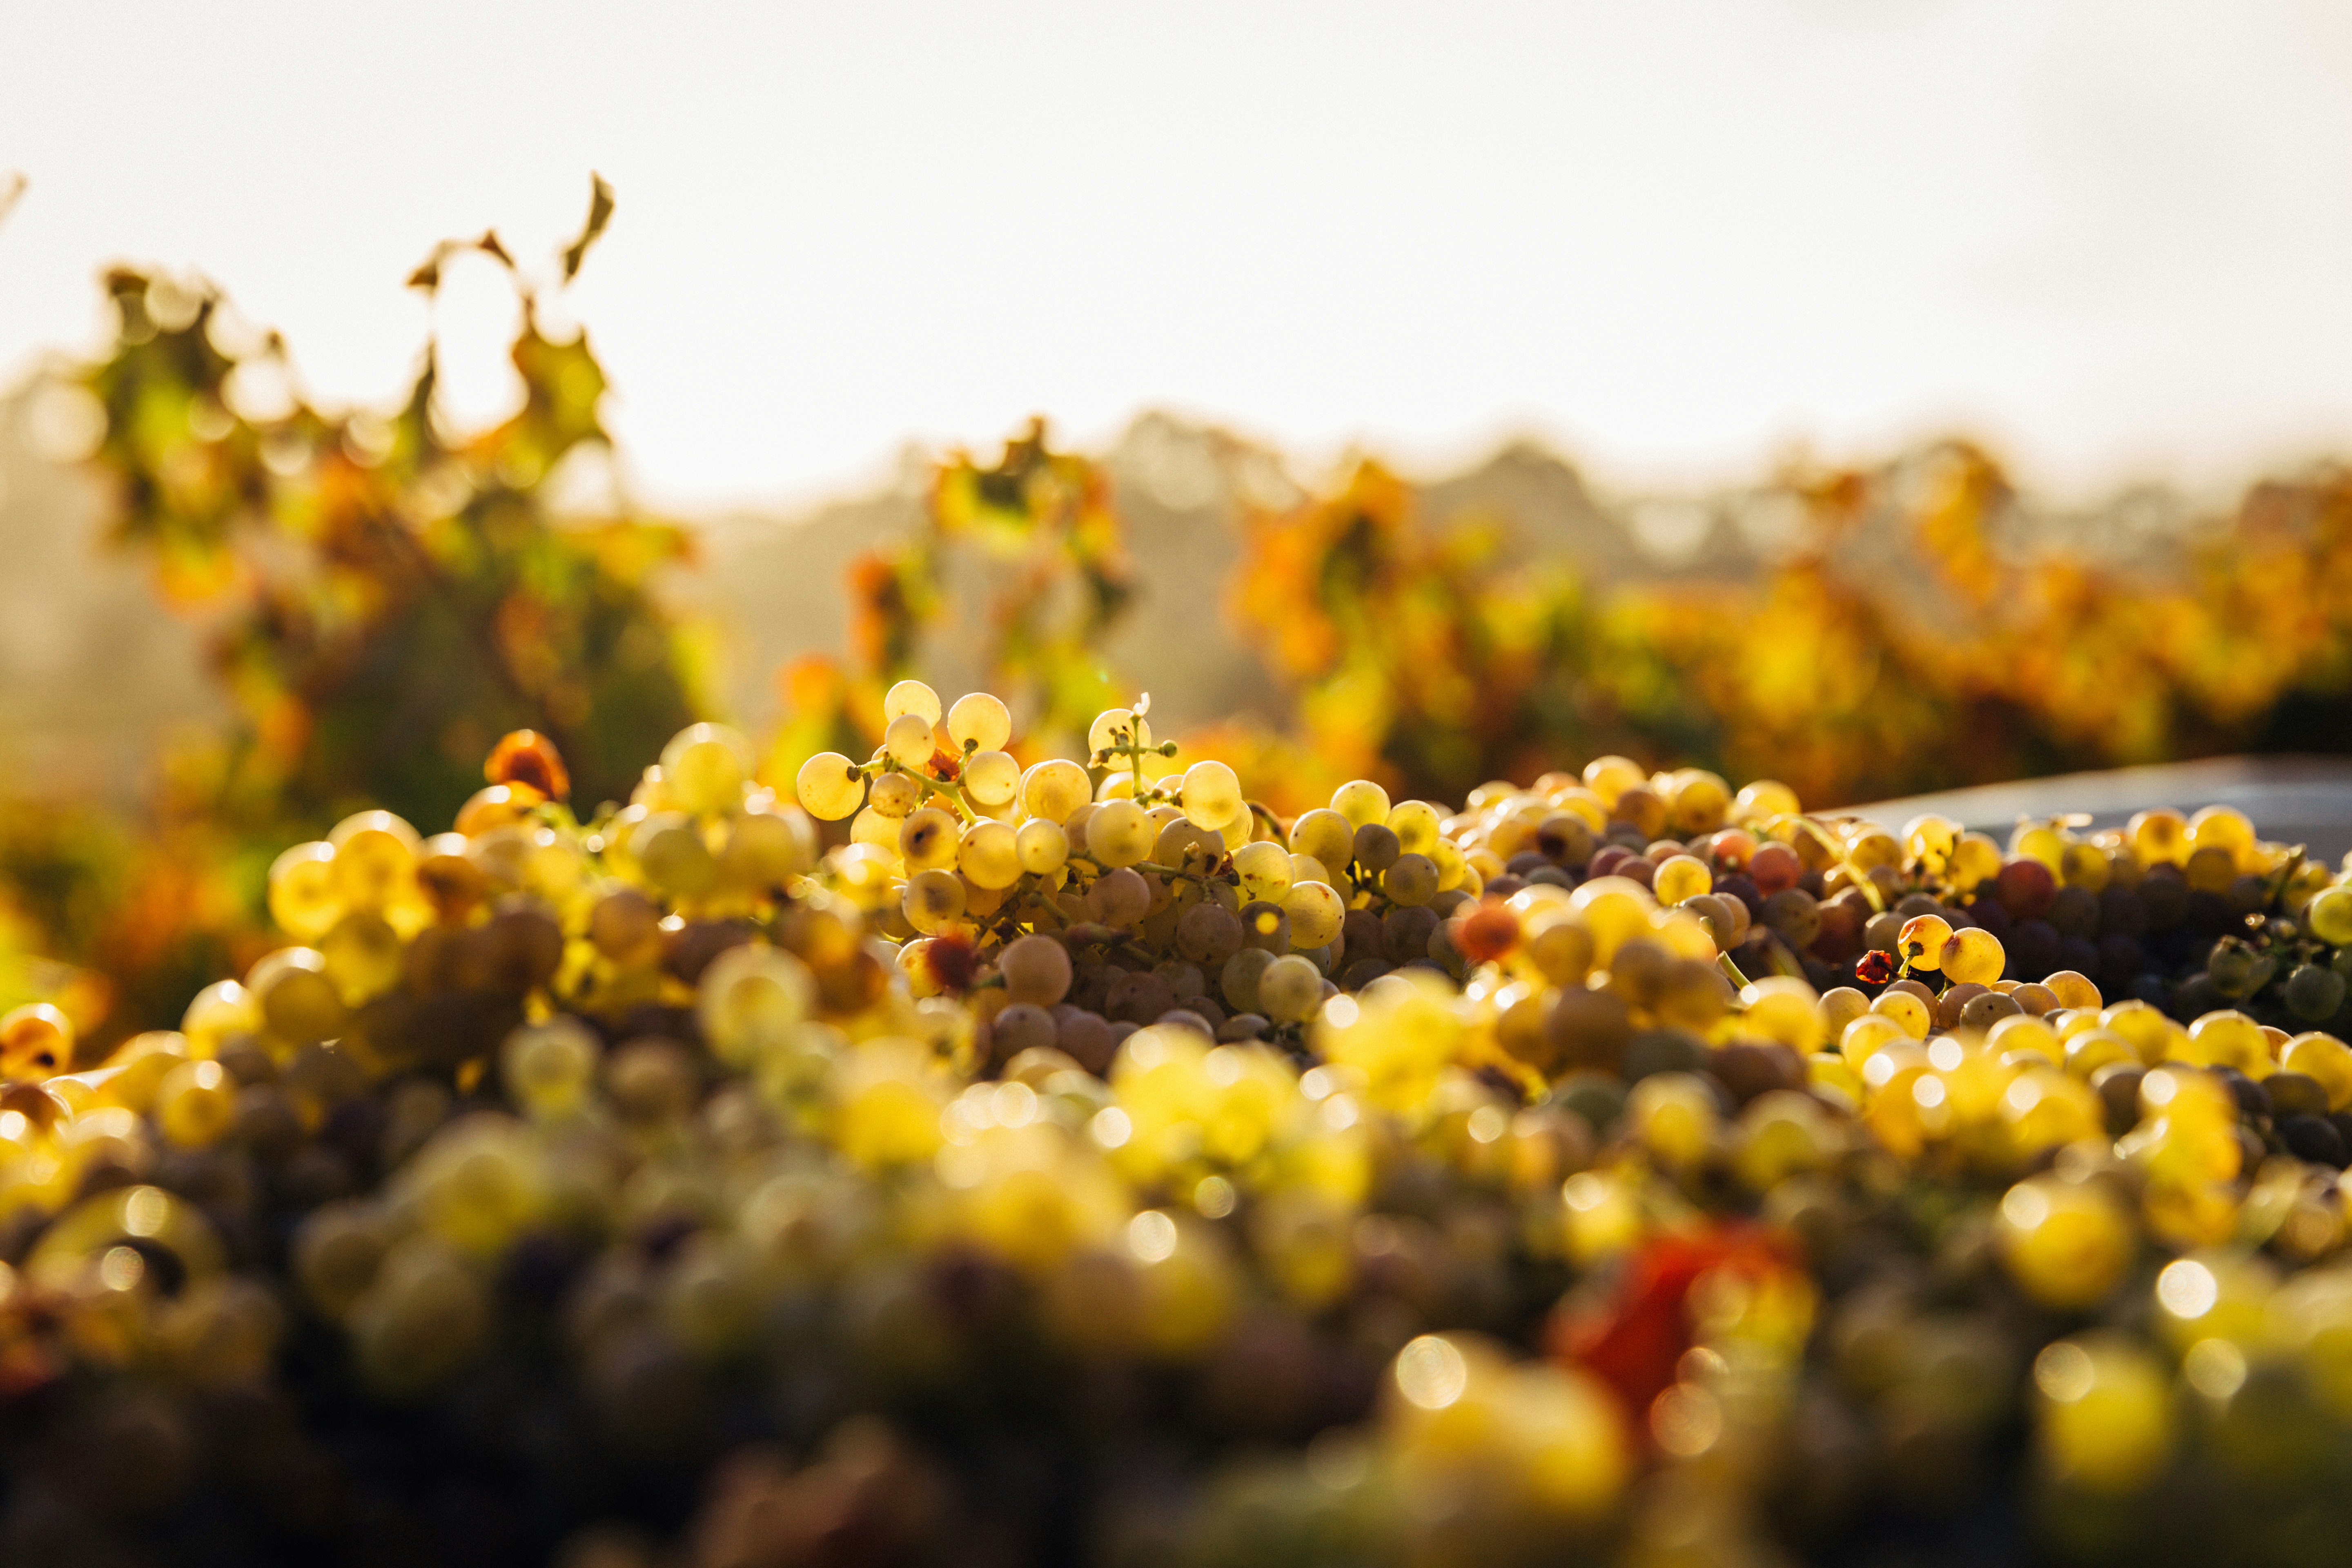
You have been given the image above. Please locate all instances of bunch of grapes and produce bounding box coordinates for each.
[6,693,2352,1565]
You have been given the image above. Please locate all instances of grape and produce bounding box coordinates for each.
[867,771,922,817]
[697,944,815,1066]
[328,811,422,911]
[1330,779,1391,830]
[1581,755,1644,806]
[1015,818,1069,877]
[956,820,1022,890]
[1087,706,1152,758]
[1180,760,1243,825]
[903,869,969,934]
[1178,903,1245,967]
[795,752,866,820]
[1000,934,1074,1006]
[632,812,717,895]
[500,1019,601,1119]
[898,807,960,871]
[1231,841,1292,904]
[2129,808,2189,866]
[1221,947,1275,1013]
[1283,882,1345,951]
[1250,955,1321,1025]
[1021,759,1092,823]
[963,749,1020,808]
[1381,854,1439,907]
[719,806,816,888]
[884,712,938,769]
[155,1058,236,1148]
[1087,867,1152,928]
[946,691,1012,753]
[269,841,343,940]
[1996,1175,2133,1308]
[1152,818,1225,876]
[1086,800,1154,869]
[2310,886,2352,947]
[883,679,942,725]
[321,911,404,1006]
[660,723,754,815]
[2287,964,2347,1022]
[1651,854,1710,904]
[1944,927,2005,985]
[0,1002,71,1079]
[1387,800,1441,856]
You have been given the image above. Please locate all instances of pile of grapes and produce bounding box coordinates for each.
[6,683,2352,1568]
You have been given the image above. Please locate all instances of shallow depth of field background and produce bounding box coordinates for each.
[3,0,2352,1043]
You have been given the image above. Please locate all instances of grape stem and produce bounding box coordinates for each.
[1779,814,1887,915]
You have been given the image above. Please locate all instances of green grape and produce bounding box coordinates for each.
[795,751,866,820]
[1087,706,1152,758]
[1000,934,1074,1006]
[1387,800,1442,857]
[1289,808,1356,874]
[718,806,816,889]
[884,712,938,769]
[269,841,343,941]
[1256,955,1324,1024]
[697,943,815,1066]
[963,749,1020,808]
[248,947,347,1047]
[1022,759,1092,823]
[180,978,259,1059]
[660,722,754,815]
[2034,1334,2174,1494]
[946,691,1011,753]
[883,679,942,725]
[1016,818,1069,877]
[1943,927,2005,985]
[320,911,403,1007]
[898,807,961,872]
[155,1059,236,1148]
[956,820,1023,890]
[1281,881,1342,951]
[2287,963,2348,1022]
[1222,947,1276,1013]
[1153,818,1225,876]
[902,868,969,934]
[1331,780,1391,831]
[1232,841,1293,904]
[500,1019,601,1119]
[849,808,904,856]
[1996,1175,2132,1309]
[632,811,718,895]
[866,771,921,817]
[1180,760,1243,825]
[1087,800,1155,869]
[2310,886,2352,947]
[327,811,421,911]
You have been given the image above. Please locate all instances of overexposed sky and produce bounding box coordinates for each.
[3,1,2351,509]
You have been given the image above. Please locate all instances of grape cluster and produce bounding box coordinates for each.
[4,695,2352,1566]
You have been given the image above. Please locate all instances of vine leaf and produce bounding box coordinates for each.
[561,173,616,282]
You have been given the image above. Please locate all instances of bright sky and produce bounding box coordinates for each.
[4,2,2351,510]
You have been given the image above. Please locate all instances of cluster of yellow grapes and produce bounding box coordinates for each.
[9,690,2352,1565]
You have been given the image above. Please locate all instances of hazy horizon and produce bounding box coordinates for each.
[5,2,2352,515]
